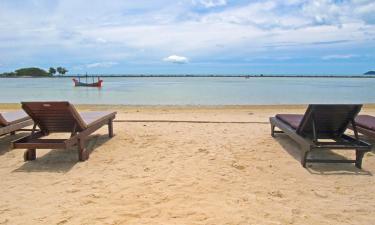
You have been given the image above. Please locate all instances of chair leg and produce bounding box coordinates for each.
[271,124,275,137]
[301,150,309,168]
[108,119,114,138]
[78,139,89,161]
[355,150,365,169]
[24,149,36,161]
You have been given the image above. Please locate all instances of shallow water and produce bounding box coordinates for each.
[0,77,374,105]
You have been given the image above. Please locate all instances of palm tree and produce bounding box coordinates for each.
[57,67,68,76]
[49,67,56,76]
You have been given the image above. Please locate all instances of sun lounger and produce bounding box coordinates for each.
[12,102,116,161]
[270,104,371,168]
[350,115,375,138]
[0,111,34,137]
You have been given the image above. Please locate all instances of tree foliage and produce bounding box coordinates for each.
[15,67,50,76]
[0,72,16,77]
[57,67,68,75]
[49,67,57,75]
[0,66,68,77]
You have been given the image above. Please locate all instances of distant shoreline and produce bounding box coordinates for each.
[1,103,375,110]
[1,75,375,78]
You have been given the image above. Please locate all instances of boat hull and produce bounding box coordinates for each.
[72,78,103,87]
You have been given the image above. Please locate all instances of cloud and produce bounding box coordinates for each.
[0,0,374,74]
[311,40,351,45]
[86,61,118,68]
[322,54,358,60]
[192,0,227,8]
[163,55,189,64]
[96,38,108,44]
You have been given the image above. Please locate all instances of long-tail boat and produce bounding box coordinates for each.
[72,75,103,87]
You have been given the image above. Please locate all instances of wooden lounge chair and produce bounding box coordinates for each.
[12,102,116,161]
[350,115,375,138]
[0,111,33,137]
[270,104,371,168]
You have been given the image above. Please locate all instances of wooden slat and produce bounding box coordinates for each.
[14,141,66,149]
[270,105,372,168]
[12,102,116,162]
[0,119,34,136]
[297,104,362,138]
[0,111,30,125]
[21,101,86,133]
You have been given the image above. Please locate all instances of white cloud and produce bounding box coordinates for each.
[193,0,227,8]
[163,55,189,64]
[199,1,311,29]
[0,0,374,72]
[96,38,108,44]
[86,61,118,68]
[322,54,358,60]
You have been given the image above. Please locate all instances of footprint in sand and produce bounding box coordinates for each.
[143,208,161,218]
[56,219,69,225]
[268,190,284,198]
[197,148,209,154]
[324,213,341,220]
[313,190,328,198]
[0,219,9,224]
[119,212,141,219]
[81,199,95,205]
[0,208,10,215]
[231,161,246,170]
[292,208,302,215]
[66,189,80,193]
[87,193,101,199]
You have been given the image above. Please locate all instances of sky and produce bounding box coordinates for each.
[0,0,374,75]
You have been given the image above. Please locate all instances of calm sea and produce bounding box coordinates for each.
[0,77,374,105]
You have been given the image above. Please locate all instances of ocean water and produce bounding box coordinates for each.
[0,77,374,105]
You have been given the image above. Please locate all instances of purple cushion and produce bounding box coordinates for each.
[355,115,375,131]
[276,114,303,129]
[0,111,29,126]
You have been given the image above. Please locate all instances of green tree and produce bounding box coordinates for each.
[0,72,16,77]
[61,67,68,75]
[57,67,68,75]
[49,67,56,76]
[56,67,63,75]
[15,67,50,76]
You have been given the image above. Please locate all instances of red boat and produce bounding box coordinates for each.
[73,76,103,87]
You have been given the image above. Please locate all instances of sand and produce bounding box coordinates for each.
[0,104,375,225]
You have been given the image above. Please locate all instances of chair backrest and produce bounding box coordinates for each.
[0,113,7,127]
[296,104,362,138]
[21,102,87,133]
[0,111,29,127]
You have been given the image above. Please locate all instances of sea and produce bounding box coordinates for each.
[0,76,374,105]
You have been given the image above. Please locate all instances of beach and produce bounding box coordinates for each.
[1,104,375,225]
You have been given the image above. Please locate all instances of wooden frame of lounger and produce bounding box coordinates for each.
[0,112,34,137]
[270,104,371,168]
[354,126,375,138]
[12,102,116,161]
[348,118,375,139]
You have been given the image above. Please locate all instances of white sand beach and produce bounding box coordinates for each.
[0,104,375,225]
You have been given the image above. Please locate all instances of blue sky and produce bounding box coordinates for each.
[0,0,374,75]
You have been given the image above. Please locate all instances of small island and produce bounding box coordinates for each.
[0,67,68,77]
[364,71,375,75]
